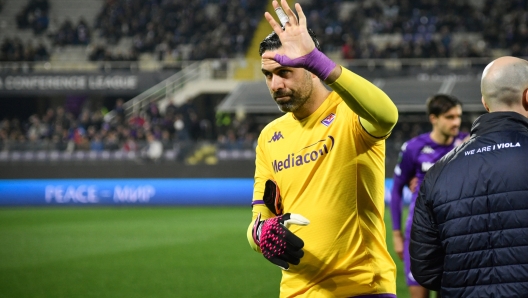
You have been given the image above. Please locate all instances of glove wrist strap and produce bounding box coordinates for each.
[252,213,263,245]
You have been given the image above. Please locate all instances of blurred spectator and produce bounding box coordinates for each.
[173,113,189,141]
[0,38,50,62]
[75,18,91,45]
[341,35,358,60]
[76,134,91,151]
[16,0,49,34]
[160,129,173,150]
[122,135,137,152]
[53,19,75,46]
[104,130,120,151]
[140,131,163,162]
[128,111,146,129]
[2,0,528,63]
[94,0,266,59]
[26,114,48,140]
[90,133,104,151]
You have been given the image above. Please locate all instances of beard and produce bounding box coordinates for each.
[273,72,314,113]
[274,90,309,113]
[442,125,460,137]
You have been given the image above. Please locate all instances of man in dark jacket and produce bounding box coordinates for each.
[410,56,528,297]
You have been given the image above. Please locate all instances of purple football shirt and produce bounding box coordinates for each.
[390,131,468,285]
[390,132,469,232]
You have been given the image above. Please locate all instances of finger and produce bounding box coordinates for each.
[295,3,307,28]
[281,249,303,265]
[280,0,297,25]
[264,11,284,36]
[285,246,304,260]
[283,228,304,249]
[283,213,310,228]
[261,52,276,61]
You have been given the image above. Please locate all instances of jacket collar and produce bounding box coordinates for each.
[471,112,528,137]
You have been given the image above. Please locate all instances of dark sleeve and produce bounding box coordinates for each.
[409,170,444,291]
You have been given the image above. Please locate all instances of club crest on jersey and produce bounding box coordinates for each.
[422,161,435,172]
[268,131,284,143]
[321,113,336,126]
[421,146,435,154]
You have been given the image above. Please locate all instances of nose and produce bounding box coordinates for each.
[270,74,285,91]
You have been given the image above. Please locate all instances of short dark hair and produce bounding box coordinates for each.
[259,28,322,56]
[426,94,462,116]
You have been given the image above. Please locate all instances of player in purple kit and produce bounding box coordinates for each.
[390,94,468,298]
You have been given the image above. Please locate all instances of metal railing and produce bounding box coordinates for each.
[123,61,201,117]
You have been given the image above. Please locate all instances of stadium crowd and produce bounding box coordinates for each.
[94,0,266,60]
[2,0,528,63]
[15,0,49,35]
[0,95,447,167]
[0,0,517,163]
[0,37,49,62]
[0,97,262,162]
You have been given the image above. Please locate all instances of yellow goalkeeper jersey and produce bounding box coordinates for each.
[248,89,396,297]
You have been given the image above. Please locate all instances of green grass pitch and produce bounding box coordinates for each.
[0,207,412,298]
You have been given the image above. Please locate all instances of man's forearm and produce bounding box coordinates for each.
[323,64,342,84]
[328,67,398,137]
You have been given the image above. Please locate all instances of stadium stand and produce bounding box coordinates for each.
[0,0,524,174]
[2,0,527,63]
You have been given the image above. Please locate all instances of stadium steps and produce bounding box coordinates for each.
[51,46,89,62]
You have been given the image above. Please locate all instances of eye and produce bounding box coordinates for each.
[262,71,272,79]
[278,69,290,77]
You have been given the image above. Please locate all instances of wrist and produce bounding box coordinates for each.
[274,48,337,80]
[252,213,263,245]
[303,48,337,80]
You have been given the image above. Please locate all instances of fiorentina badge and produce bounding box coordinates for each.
[321,113,336,127]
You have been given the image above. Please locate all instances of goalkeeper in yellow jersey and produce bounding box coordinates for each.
[247,1,398,297]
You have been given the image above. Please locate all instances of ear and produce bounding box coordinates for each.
[522,89,528,111]
[429,114,437,125]
[481,97,490,112]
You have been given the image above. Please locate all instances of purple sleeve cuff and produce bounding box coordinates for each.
[274,48,337,80]
[252,200,265,206]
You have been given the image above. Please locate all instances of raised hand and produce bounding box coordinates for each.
[262,0,314,62]
[262,0,338,81]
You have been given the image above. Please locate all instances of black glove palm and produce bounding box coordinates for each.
[263,179,283,216]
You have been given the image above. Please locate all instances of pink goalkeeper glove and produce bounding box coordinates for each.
[252,213,310,270]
